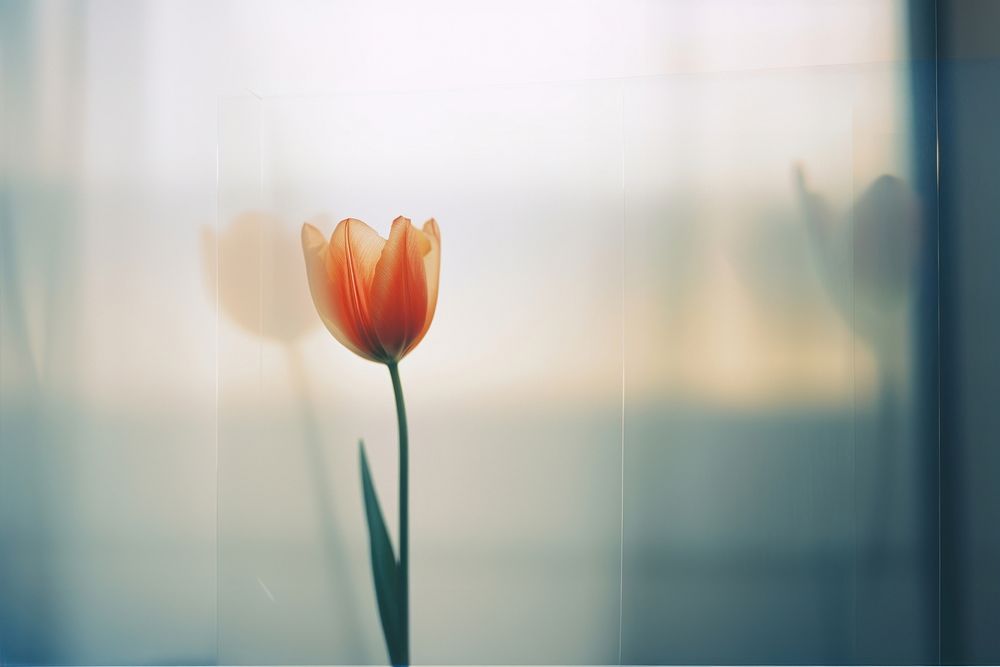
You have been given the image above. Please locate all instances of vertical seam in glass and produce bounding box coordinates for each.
[214,95,222,665]
[850,106,858,664]
[258,98,264,389]
[618,79,627,667]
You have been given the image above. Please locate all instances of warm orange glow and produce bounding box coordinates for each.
[302,216,441,364]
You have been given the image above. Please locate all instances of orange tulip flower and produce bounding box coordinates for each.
[301,214,439,665]
[301,216,440,364]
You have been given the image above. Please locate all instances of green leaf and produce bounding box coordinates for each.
[359,440,404,665]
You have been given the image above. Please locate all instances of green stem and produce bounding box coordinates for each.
[387,361,409,666]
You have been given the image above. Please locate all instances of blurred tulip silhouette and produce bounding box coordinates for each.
[795,166,921,380]
[202,211,319,343]
[201,211,363,659]
[795,164,923,616]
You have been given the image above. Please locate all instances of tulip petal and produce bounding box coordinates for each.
[302,220,387,361]
[302,223,365,357]
[370,216,430,361]
[402,218,440,356]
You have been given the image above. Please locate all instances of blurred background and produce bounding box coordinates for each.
[0,0,997,664]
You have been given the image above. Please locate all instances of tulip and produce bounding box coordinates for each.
[301,215,440,667]
[301,216,440,364]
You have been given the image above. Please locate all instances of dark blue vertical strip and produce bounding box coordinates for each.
[938,2,1000,663]
[906,0,941,663]
[937,4,958,662]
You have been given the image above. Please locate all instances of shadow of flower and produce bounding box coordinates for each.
[201,211,318,343]
[795,165,921,356]
[202,211,367,660]
[795,163,924,621]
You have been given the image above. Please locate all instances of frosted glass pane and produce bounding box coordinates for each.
[216,83,625,664]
